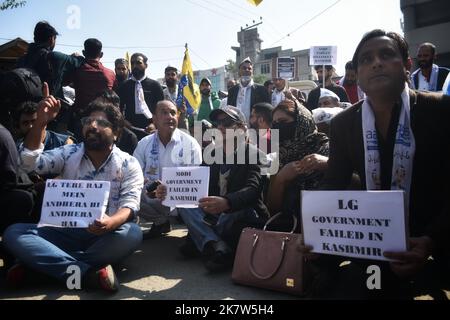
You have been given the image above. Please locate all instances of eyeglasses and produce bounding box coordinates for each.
[81,116,113,128]
[212,117,237,128]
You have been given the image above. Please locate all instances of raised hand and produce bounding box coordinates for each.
[36,82,61,126]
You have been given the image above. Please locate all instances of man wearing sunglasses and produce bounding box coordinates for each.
[157,106,269,272]
[3,84,144,293]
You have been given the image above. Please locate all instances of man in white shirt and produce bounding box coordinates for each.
[133,100,202,237]
[227,58,271,121]
[3,89,144,292]
[410,43,450,92]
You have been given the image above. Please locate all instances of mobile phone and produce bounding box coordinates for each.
[146,181,161,193]
[203,214,219,226]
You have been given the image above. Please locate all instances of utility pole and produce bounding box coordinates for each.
[240,17,263,62]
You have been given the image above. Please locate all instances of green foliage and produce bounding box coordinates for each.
[0,0,26,11]
[253,74,268,85]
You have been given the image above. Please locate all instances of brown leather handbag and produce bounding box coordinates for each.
[232,213,311,295]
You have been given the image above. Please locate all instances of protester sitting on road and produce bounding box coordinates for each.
[133,100,202,239]
[306,29,450,299]
[312,106,344,136]
[266,96,329,229]
[3,85,144,293]
[13,101,75,151]
[156,106,269,272]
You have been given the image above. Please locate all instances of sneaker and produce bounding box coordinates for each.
[84,265,119,293]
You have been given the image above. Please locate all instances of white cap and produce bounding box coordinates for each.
[313,107,344,124]
[319,88,340,102]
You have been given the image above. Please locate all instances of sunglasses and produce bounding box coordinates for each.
[212,117,237,128]
[81,116,113,128]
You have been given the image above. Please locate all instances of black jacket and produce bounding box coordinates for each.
[227,83,271,109]
[207,143,270,220]
[322,90,450,256]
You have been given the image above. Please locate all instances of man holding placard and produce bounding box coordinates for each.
[157,106,269,272]
[307,30,450,299]
[3,89,144,293]
[133,100,202,238]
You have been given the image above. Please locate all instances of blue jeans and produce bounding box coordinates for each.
[178,207,257,252]
[3,223,142,282]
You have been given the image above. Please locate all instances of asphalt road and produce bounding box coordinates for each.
[0,220,298,301]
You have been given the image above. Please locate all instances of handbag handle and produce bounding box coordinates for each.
[263,212,297,233]
[249,233,290,280]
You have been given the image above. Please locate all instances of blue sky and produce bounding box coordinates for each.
[0,0,403,78]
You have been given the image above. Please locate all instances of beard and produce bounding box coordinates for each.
[83,130,114,151]
[116,74,127,82]
[201,89,211,96]
[166,78,176,88]
[132,68,145,79]
[418,60,433,68]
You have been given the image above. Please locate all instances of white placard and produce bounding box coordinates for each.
[301,191,407,261]
[309,46,337,65]
[39,179,110,228]
[161,167,210,208]
[277,57,295,80]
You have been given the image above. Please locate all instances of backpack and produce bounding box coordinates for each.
[0,68,43,113]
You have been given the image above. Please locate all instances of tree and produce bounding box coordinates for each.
[253,74,268,85]
[0,0,26,11]
[225,59,238,79]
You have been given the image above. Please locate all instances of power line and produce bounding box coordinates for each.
[184,0,244,25]
[223,0,282,43]
[0,37,184,50]
[198,0,253,21]
[189,47,212,68]
[270,0,342,46]
[224,0,259,17]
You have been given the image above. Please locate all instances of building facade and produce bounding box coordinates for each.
[231,27,317,83]
[401,0,450,68]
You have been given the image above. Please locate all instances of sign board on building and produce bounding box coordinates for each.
[277,57,295,80]
[309,46,337,65]
[301,190,407,261]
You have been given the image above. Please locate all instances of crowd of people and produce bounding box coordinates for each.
[0,21,449,299]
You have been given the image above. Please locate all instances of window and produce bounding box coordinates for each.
[260,63,270,74]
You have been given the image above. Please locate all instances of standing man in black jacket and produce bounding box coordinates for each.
[118,53,164,140]
[227,58,271,122]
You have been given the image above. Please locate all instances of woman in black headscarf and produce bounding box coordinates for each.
[266,95,329,220]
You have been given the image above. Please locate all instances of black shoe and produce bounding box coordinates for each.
[204,251,233,272]
[204,241,233,272]
[179,236,201,259]
[143,220,171,239]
